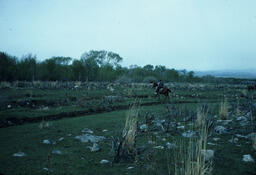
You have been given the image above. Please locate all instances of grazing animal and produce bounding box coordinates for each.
[152,81,171,98]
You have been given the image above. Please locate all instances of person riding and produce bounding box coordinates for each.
[156,80,164,93]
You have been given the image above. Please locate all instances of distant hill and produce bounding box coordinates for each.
[194,69,256,79]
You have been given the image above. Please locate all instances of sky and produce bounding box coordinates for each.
[0,0,256,71]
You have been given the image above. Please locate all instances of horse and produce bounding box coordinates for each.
[152,81,172,98]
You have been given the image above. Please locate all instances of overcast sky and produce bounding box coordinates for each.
[0,0,256,71]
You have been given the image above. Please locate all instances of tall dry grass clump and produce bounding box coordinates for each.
[219,99,228,120]
[122,103,139,150]
[252,135,256,150]
[173,112,212,175]
[113,103,140,163]
[197,106,207,128]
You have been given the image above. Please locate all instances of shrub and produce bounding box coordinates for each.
[219,99,228,120]
[143,76,157,83]
[115,75,132,84]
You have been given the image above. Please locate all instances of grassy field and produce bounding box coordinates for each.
[0,82,255,175]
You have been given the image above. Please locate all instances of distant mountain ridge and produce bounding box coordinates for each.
[194,69,256,79]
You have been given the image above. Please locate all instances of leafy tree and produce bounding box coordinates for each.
[166,69,179,82]
[0,52,17,81]
[81,50,123,67]
[17,54,37,81]
[72,59,85,81]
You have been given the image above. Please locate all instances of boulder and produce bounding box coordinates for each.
[75,134,105,143]
[201,149,214,161]
[182,130,195,138]
[242,154,255,163]
[88,143,100,152]
[214,126,227,134]
[140,124,148,132]
[13,152,26,157]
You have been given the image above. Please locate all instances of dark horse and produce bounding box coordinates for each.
[152,82,171,98]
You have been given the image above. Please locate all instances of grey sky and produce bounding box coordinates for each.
[0,0,256,71]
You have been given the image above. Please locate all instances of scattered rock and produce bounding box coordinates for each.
[81,128,93,134]
[246,132,256,140]
[182,130,195,138]
[201,149,214,161]
[42,168,49,172]
[214,126,227,134]
[75,134,105,143]
[140,124,148,132]
[42,139,56,145]
[213,138,220,141]
[42,139,51,144]
[235,134,247,138]
[102,129,108,132]
[229,137,239,144]
[148,140,155,145]
[127,166,134,170]
[166,142,176,149]
[88,143,100,152]
[207,142,216,145]
[177,125,185,129]
[58,137,64,141]
[236,116,247,121]
[52,150,62,155]
[217,120,232,125]
[154,145,164,149]
[100,159,109,164]
[13,152,26,157]
[7,104,11,109]
[42,106,49,111]
[242,154,254,163]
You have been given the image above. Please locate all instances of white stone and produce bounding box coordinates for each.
[235,134,247,138]
[236,116,247,121]
[242,154,254,162]
[127,166,134,170]
[182,130,195,138]
[201,149,214,161]
[140,124,148,132]
[177,125,185,129]
[52,150,62,155]
[81,128,93,134]
[246,132,256,140]
[154,145,164,149]
[75,134,105,143]
[13,152,26,157]
[214,126,227,134]
[58,137,64,141]
[213,138,220,141]
[207,142,216,145]
[229,137,239,144]
[100,159,109,164]
[7,104,11,108]
[88,143,100,152]
[102,129,108,132]
[42,139,51,144]
[166,142,176,149]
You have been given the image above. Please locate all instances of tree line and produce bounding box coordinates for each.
[0,50,250,84]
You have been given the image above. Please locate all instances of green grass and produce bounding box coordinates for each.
[0,102,255,175]
[0,85,255,175]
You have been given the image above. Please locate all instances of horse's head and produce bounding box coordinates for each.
[152,82,158,88]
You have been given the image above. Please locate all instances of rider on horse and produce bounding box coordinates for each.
[156,80,164,94]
